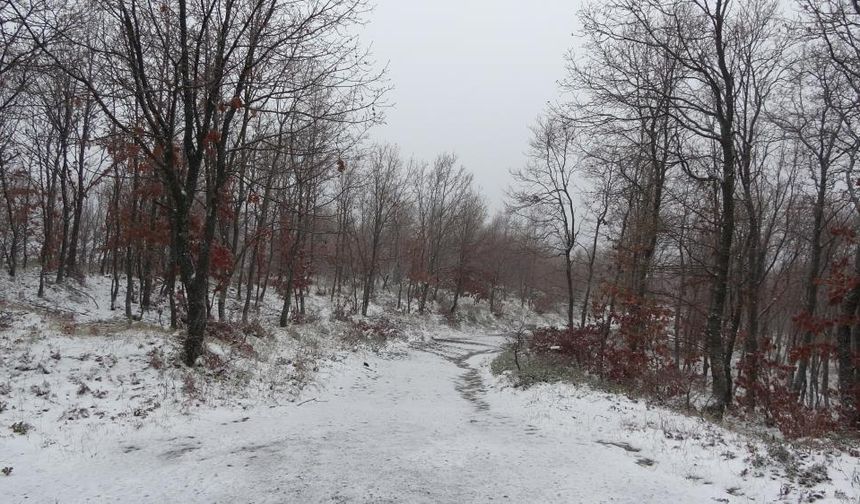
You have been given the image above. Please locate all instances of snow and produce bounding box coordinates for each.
[1,274,858,503]
[477,350,860,503]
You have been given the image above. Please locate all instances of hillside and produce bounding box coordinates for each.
[1,274,857,503]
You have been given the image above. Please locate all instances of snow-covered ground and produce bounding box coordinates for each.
[1,274,858,503]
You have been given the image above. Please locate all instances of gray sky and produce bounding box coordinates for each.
[364,1,583,210]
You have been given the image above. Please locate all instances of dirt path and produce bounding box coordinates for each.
[7,332,801,503]
[414,334,504,411]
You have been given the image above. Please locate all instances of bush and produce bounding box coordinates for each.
[242,320,272,340]
[332,301,352,322]
[491,345,585,388]
[524,298,848,438]
[523,292,694,402]
[181,373,199,400]
[736,342,840,439]
[146,348,165,370]
[0,311,13,330]
[206,321,256,357]
[10,422,31,435]
[341,318,402,350]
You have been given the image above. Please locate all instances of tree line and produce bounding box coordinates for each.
[511,0,860,429]
[4,0,859,431]
[0,0,564,367]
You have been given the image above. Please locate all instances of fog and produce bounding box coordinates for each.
[365,0,583,209]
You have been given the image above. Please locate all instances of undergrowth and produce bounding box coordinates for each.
[490,345,592,389]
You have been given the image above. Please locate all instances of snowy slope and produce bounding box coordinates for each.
[1,274,857,503]
[3,328,858,503]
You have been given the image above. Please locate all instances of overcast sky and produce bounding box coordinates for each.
[364,1,583,210]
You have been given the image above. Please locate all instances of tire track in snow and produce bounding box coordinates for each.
[413,334,507,413]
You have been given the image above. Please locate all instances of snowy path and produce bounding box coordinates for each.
[7,331,855,503]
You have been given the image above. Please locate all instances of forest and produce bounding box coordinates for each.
[524,0,860,433]
[0,2,559,351]
[1,2,860,498]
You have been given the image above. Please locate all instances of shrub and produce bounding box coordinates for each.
[10,422,31,435]
[342,318,402,350]
[0,311,12,330]
[526,292,694,402]
[290,310,319,325]
[736,341,840,439]
[206,321,256,357]
[181,373,199,399]
[332,301,353,321]
[242,320,272,340]
[492,345,585,387]
[526,297,846,438]
[201,349,227,374]
[146,348,165,370]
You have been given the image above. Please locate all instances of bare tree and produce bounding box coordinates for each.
[22,0,384,364]
[353,144,402,316]
[510,112,581,328]
[449,189,486,314]
[411,154,472,314]
[587,0,786,414]
[800,0,860,421]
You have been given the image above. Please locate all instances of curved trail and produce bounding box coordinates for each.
[8,331,777,503]
[416,334,503,412]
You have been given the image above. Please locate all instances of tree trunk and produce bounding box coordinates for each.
[124,163,140,320]
[565,249,575,329]
[580,220,602,328]
[836,242,860,423]
[705,137,736,416]
[793,164,828,394]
